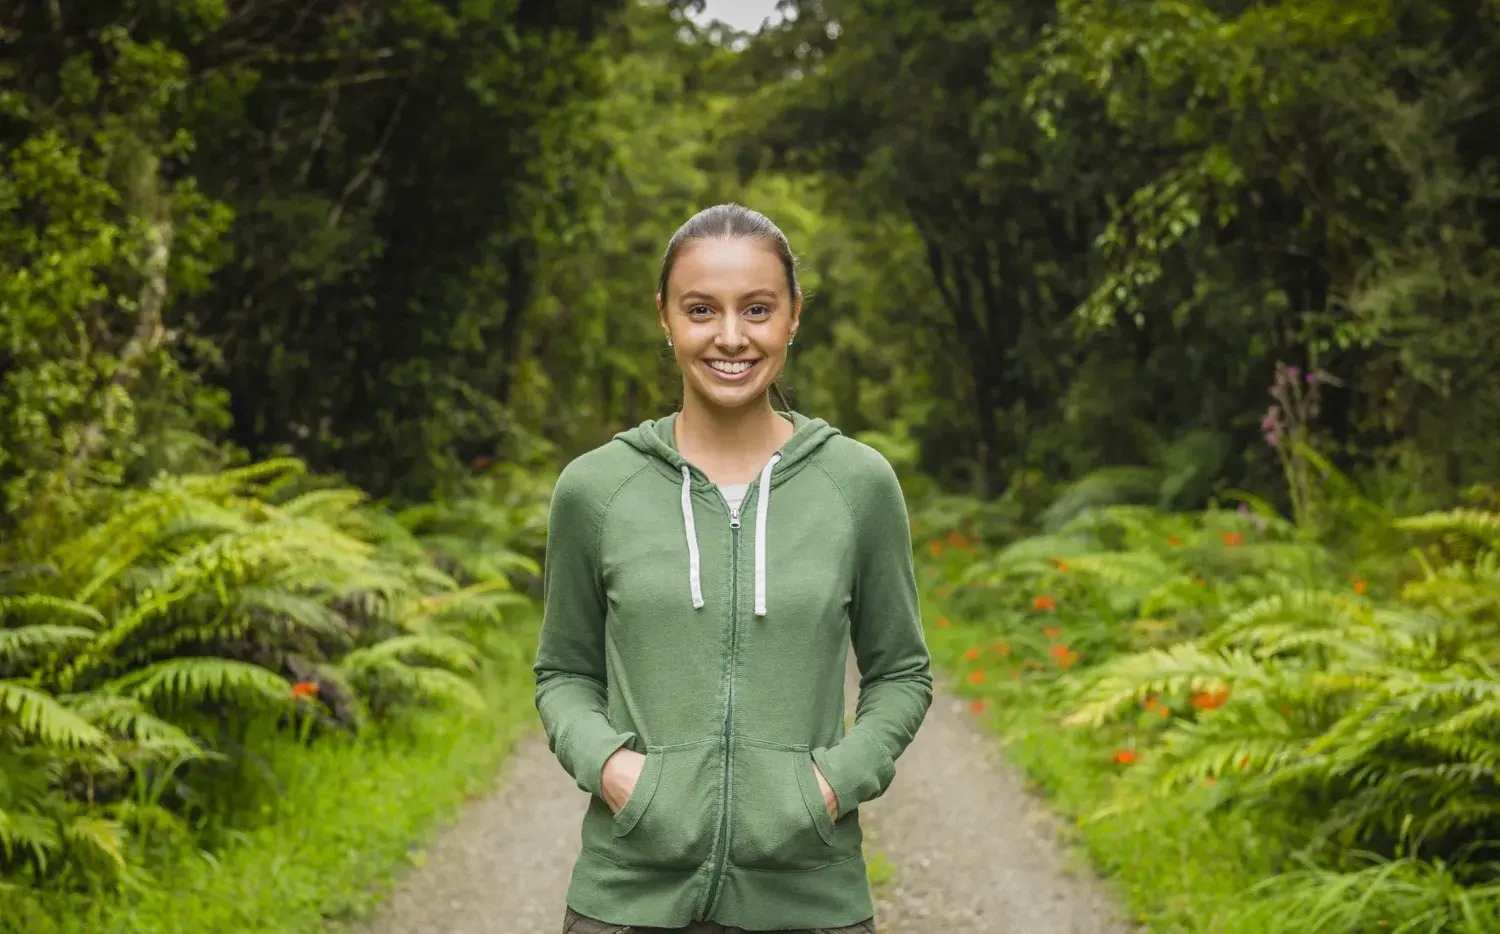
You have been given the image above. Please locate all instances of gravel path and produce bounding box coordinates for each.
[361,658,1133,934]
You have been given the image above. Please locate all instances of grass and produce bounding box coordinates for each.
[865,849,897,894]
[2,617,541,934]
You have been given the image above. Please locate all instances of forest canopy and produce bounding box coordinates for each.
[4,0,1498,524]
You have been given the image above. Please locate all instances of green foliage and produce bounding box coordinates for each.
[739,0,1500,502]
[923,467,1500,931]
[0,455,539,893]
[0,607,540,933]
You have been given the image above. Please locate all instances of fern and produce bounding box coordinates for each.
[104,658,293,708]
[1062,643,1269,727]
[337,635,484,710]
[0,682,108,749]
[0,808,60,868]
[0,595,104,627]
[62,814,125,873]
[338,634,479,676]
[368,665,485,711]
[1397,508,1500,550]
[0,455,535,886]
[64,694,202,759]
[0,626,96,666]
[274,488,368,522]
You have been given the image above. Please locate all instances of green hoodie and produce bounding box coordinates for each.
[533,412,932,931]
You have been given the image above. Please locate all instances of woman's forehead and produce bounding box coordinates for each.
[668,239,784,295]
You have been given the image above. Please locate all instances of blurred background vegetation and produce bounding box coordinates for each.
[3,0,1500,930]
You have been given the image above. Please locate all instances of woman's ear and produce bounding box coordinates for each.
[657,293,669,341]
[790,294,802,340]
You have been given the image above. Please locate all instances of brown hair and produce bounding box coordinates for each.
[658,204,798,412]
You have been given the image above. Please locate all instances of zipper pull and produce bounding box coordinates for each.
[729,504,741,529]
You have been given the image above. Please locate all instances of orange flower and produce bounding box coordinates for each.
[1158,705,1171,718]
[1167,535,1181,546]
[928,540,944,557]
[1112,749,1137,765]
[993,642,1012,656]
[1145,698,1158,711]
[968,699,989,715]
[1353,579,1367,595]
[1205,776,1216,786]
[946,530,971,550]
[964,646,982,661]
[1048,643,1070,660]
[966,669,986,683]
[1221,532,1243,547]
[1191,687,1230,711]
[291,681,319,698]
[1032,595,1057,611]
[937,585,951,597]
[1238,755,1250,770]
[936,616,951,629]
[1043,626,1061,639]
[1050,556,1069,572]
[1057,650,1078,670]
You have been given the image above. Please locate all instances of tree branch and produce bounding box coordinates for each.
[327,85,408,228]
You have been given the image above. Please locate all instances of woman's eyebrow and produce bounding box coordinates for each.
[678,289,779,302]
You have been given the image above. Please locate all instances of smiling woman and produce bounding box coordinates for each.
[533,204,932,932]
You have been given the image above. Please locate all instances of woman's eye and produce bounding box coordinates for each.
[688,304,713,316]
[746,304,771,317]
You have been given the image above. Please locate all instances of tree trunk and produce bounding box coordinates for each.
[64,208,175,482]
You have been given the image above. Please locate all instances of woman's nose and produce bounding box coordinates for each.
[715,318,747,352]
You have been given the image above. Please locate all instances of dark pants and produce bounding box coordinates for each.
[563,906,878,934]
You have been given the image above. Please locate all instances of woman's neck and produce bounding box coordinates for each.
[675,395,794,485]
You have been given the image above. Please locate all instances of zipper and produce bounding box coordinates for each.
[702,487,745,916]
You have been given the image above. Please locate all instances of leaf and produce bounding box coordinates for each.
[0,625,97,663]
[0,681,109,748]
[104,658,294,708]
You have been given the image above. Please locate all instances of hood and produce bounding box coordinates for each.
[613,411,842,617]
[614,411,840,488]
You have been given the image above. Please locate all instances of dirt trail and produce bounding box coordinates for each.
[361,659,1133,934]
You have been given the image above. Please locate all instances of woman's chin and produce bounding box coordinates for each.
[689,379,770,410]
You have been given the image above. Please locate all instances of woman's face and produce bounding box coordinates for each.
[659,237,800,412]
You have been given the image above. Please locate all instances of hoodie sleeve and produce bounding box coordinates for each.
[812,450,933,818]
[533,462,636,799]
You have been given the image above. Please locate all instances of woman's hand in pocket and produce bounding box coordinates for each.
[813,762,839,821]
[601,747,647,814]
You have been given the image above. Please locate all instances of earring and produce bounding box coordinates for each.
[666,337,673,347]
[788,336,795,346]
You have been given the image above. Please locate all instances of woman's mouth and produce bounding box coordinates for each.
[705,359,759,381]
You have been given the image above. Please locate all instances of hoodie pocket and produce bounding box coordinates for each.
[606,738,719,871]
[729,738,837,871]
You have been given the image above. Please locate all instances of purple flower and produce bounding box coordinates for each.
[1237,503,1249,516]
[1287,365,1300,380]
[1305,371,1318,385]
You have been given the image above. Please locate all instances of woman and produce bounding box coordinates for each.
[534,204,932,933]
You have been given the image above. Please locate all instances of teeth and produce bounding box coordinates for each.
[708,360,755,374]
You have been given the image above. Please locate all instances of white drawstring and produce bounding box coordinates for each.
[680,454,780,616]
[754,453,782,617]
[681,466,704,609]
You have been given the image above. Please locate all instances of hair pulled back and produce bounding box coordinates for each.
[658,204,800,412]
